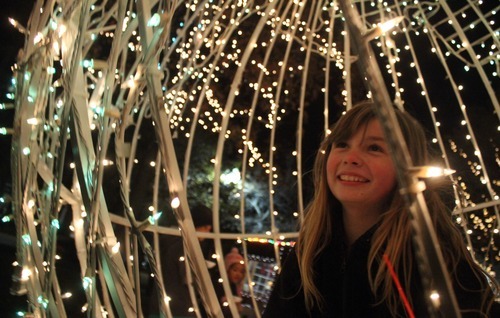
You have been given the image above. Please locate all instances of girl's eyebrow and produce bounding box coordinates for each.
[363,136,386,142]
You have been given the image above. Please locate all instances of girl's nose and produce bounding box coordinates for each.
[343,149,362,166]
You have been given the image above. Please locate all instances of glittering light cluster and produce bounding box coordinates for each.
[2,0,498,316]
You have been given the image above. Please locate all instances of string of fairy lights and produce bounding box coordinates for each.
[1,0,498,316]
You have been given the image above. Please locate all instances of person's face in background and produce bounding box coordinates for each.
[195,225,212,242]
[227,262,245,285]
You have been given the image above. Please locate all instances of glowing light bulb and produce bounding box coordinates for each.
[62,292,72,299]
[33,32,44,44]
[429,290,441,307]
[111,242,120,254]
[410,166,455,178]
[51,219,60,229]
[83,276,92,290]
[21,268,32,281]
[148,13,161,27]
[148,212,162,225]
[171,197,180,208]
[37,296,49,309]
[364,16,405,41]
[380,16,405,32]
[22,234,31,245]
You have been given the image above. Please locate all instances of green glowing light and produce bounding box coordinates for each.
[148,13,161,27]
[37,295,49,309]
[22,234,31,245]
[148,212,163,225]
[83,276,92,290]
[82,59,94,68]
[51,219,60,229]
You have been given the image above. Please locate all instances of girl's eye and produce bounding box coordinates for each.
[368,144,384,152]
[333,141,348,149]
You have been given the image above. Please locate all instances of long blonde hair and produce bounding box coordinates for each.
[296,101,497,315]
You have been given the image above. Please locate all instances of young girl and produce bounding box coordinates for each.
[224,248,246,303]
[263,102,498,317]
[217,247,247,317]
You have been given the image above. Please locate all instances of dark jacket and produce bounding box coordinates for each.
[147,235,216,318]
[146,235,195,317]
[263,225,497,317]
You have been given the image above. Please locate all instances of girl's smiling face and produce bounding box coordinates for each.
[326,119,397,215]
[227,263,245,285]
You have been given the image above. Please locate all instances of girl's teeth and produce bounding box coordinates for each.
[340,175,368,182]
